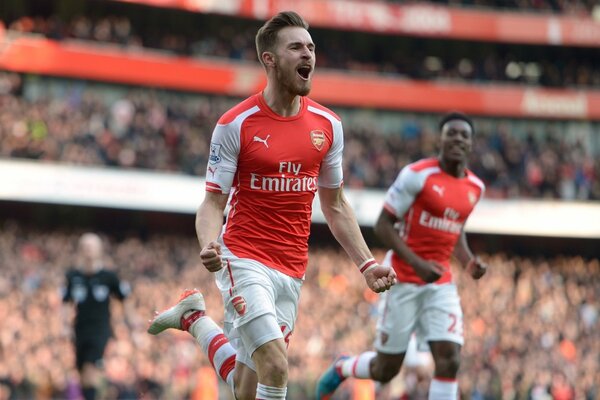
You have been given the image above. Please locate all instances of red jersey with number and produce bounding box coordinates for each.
[205,93,344,278]
[383,158,485,285]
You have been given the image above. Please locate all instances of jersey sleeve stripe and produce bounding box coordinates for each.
[307,105,340,122]
[206,182,223,193]
[217,105,261,127]
[467,174,486,193]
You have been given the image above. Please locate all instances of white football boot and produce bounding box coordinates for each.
[147,288,205,335]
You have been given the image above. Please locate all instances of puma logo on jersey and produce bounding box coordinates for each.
[253,134,270,148]
[432,184,445,197]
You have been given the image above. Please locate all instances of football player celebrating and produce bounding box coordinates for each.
[316,112,488,400]
[148,11,395,400]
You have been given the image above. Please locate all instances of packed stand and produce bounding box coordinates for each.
[3,11,600,89]
[0,72,598,200]
[0,225,598,399]
[425,0,597,14]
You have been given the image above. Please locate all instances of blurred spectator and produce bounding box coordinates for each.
[0,224,598,399]
[1,72,598,200]
[426,0,597,15]
[3,11,599,89]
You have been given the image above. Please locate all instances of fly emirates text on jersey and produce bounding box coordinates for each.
[249,161,318,192]
[418,208,463,234]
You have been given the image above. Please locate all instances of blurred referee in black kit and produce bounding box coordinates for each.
[62,232,131,400]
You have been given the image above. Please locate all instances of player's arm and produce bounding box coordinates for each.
[453,229,487,280]
[374,209,444,283]
[196,191,229,272]
[377,167,444,283]
[318,186,395,293]
[374,209,420,267]
[198,118,239,272]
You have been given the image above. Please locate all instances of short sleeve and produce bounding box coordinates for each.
[205,122,241,194]
[383,166,425,218]
[318,118,344,188]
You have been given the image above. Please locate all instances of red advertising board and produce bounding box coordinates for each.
[116,0,600,47]
[1,36,598,119]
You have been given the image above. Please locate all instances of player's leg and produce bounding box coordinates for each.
[428,341,461,400]
[421,283,464,400]
[148,254,296,400]
[316,283,420,399]
[236,314,288,400]
[147,289,239,395]
[368,352,406,383]
[231,362,259,400]
[251,338,287,386]
[234,266,301,400]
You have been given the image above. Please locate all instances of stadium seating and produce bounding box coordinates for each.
[1,1,598,398]
[0,72,598,199]
[0,227,597,399]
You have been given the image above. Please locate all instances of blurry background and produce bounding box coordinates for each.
[0,0,599,399]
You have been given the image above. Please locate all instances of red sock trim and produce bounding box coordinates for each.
[433,376,457,383]
[351,357,360,377]
[181,310,205,331]
[208,334,229,369]
[335,362,344,377]
[218,354,236,381]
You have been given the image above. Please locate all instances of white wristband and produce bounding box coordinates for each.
[358,258,377,274]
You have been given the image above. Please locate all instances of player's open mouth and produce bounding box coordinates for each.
[297,65,312,80]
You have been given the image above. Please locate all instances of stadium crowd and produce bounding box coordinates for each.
[1,2,598,400]
[0,72,598,200]
[425,0,597,14]
[4,12,599,89]
[0,225,598,399]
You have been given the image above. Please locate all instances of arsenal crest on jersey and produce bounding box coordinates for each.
[468,191,477,205]
[310,130,325,151]
[232,295,247,316]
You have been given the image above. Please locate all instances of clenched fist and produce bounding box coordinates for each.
[200,241,224,272]
[467,257,487,280]
[363,265,396,293]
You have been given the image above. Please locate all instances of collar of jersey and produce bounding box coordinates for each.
[256,92,307,121]
[435,157,469,179]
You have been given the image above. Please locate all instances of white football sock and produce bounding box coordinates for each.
[255,383,287,400]
[428,377,458,400]
[339,351,376,379]
[189,316,236,392]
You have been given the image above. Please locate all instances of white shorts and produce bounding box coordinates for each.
[215,243,301,370]
[374,282,464,354]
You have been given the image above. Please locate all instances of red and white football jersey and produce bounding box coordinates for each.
[383,158,485,285]
[205,93,344,279]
